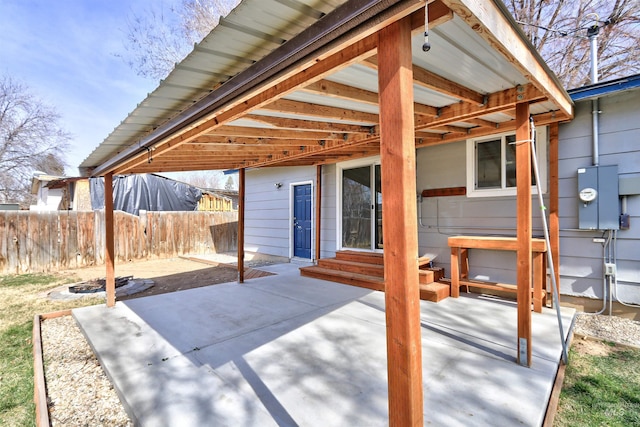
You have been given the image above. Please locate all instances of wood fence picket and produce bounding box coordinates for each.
[0,210,237,274]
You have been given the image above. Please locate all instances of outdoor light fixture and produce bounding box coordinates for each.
[274,182,283,189]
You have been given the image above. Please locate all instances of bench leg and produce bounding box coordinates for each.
[533,252,543,313]
[460,248,469,293]
[450,247,460,298]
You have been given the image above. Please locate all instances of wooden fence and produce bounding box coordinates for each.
[0,210,238,274]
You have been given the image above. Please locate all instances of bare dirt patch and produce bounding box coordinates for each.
[571,336,616,357]
[56,257,243,300]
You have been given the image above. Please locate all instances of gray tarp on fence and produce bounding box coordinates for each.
[91,174,202,215]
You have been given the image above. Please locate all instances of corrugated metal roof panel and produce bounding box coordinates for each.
[284,91,380,114]
[413,15,526,94]
[327,63,461,108]
[479,112,515,123]
[325,64,378,92]
[227,118,277,128]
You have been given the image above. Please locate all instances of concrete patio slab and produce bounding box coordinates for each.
[74,263,574,426]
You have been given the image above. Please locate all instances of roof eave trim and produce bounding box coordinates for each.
[569,74,640,101]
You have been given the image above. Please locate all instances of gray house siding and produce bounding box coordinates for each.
[416,140,549,285]
[245,167,312,258]
[558,88,640,304]
[245,165,337,259]
[319,164,338,259]
[244,83,639,305]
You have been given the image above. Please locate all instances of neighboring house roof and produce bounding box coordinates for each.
[45,176,87,190]
[568,73,640,102]
[80,0,572,177]
[31,174,65,194]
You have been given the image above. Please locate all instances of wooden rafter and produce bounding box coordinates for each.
[363,55,486,105]
[244,114,374,133]
[302,79,379,104]
[301,79,439,117]
[203,126,359,141]
[415,84,545,129]
[260,98,379,124]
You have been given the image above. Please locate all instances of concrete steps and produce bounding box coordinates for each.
[300,251,449,303]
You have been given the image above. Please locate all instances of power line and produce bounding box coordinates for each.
[516,16,613,39]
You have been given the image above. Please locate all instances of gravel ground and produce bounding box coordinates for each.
[573,312,640,347]
[41,315,132,426]
[40,302,640,426]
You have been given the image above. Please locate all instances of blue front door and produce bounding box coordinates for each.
[293,184,312,259]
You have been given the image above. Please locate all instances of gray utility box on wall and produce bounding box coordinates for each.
[577,165,619,230]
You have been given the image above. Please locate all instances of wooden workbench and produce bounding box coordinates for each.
[448,236,547,312]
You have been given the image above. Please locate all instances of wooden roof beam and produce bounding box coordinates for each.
[184,138,324,152]
[415,84,545,130]
[363,55,486,105]
[243,135,379,168]
[164,148,300,157]
[131,163,251,173]
[203,125,357,141]
[302,79,378,105]
[415,109,571,148]
[301,79,439,117]
[244,114,375,134]
[261,98,379,124]
[464,117,500,128]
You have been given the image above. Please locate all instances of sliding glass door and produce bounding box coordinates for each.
[341,164,382,251]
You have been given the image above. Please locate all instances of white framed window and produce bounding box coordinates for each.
[466,127,547,197]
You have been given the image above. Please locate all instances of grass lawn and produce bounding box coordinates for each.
[554,338,640,426]
[0,273,102,426]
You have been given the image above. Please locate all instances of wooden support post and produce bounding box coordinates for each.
[104,172,116,307]
[238,168,245,283]
[378,16,423,426]
[516,103,532,366]
[549,122,560,306]
[315,165,322,262]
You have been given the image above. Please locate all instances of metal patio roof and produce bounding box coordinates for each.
[81,0,573,176]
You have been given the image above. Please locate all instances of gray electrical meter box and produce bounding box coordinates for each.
[577,165,619,230]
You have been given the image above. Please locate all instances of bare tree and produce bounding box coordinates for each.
[507,0,640,88]
[224,175,236,190]
[122,0,240,80]
[0,75,69,205]
[123,0,638,87]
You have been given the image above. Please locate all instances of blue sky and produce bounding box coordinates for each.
[0,0,161,175]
